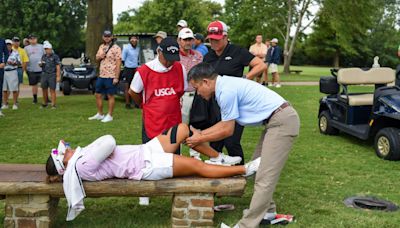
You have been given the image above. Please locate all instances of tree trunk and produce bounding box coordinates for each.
[283,0,314,74]
[283,0,292,74]
[86,0,113,67]
[333,48,340,68]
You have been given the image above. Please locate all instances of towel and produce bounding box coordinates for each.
[63,147,86,221]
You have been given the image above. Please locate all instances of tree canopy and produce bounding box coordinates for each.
[114,0,222,35]
[0,0,87,58]
[304,0,400,67]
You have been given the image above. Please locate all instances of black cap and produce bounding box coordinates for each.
[194,33,204,42]
[12,36,20,41]
[28,34,37,39]
[159,37,180,61]
[103,30,112,37]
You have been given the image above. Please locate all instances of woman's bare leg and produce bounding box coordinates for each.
[172,155,245,178]
[156,123,219,158]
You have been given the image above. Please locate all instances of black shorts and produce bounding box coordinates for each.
[27,71,42,85]
[41,73,56,90]
[122,67,136,85]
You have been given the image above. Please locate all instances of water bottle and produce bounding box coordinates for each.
[65,142,71,151]
[56,82,60,91]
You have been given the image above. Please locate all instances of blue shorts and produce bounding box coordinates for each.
[95,77,116,95]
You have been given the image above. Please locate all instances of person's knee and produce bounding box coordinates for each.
[178,123,190,139]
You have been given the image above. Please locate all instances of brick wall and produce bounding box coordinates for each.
[4,194,58,228]
[172,193,214,228]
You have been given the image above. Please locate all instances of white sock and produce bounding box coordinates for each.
[210,153,222,161]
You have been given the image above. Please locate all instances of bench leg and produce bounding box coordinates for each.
[172,193,214,227]
[4,194,59,228]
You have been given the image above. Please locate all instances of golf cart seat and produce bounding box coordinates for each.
[337,68,395,106]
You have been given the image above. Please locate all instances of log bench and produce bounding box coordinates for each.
[0,164,246,228]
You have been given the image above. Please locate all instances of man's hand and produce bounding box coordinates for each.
[112,78,119,85]
[0,63,4,68]
[185,126,203,148]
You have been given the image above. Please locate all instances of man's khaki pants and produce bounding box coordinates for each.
[238,106,300,228]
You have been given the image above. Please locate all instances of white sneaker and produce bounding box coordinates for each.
[205,153,242,166]
[243,157,261,177]
[101,114,113,123]
[221,223,239,228]
[275,84,281,88]
[189,149,202,161]
[1,104,8,109]
[88,113,104,120]
[264,212,277,220]
[0,111,4,117]
[12,104,18,110]
[268,83,274,87]
[139,197,149,206]
[243,208,276,220]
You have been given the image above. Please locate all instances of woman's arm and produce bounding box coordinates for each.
[83,135,116,163]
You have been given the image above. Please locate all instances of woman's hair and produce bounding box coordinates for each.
[45,155,62,183]
[46,155,58,176]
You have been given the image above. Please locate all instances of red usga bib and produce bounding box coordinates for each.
[138,62,184,138]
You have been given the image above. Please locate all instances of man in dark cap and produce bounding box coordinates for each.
[12,37,29,104]
[193,33,208,57]
[128,37,241,206]
[88,30,121,123]
[129,37,184,206]
[129,37,185,145]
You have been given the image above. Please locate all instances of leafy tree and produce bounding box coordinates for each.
[305,0,400,68]
[281,0,319,73]
[223,0,319,73]
[114,0,222,35]
[0,0,87,58]
[222,0,286,48]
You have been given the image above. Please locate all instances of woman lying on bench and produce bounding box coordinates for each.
[46,123,260,182]
[46,123,260,221]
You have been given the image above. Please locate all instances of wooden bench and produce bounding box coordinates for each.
[289,70,303,75]
[0,164,246,228]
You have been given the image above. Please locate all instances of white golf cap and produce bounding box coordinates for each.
[178,28,194,39]
[177,19,188,28]
[5,39,12,44]
[271,38,278,43]
[43,42,52,49]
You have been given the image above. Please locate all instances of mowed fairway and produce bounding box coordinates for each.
[244,65,331,82]
[1,85,400,227]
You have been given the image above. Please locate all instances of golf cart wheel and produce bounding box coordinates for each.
[374,128,400,161]
[91,80,96,94]
[63,80,71,95]
[319,111,339,135]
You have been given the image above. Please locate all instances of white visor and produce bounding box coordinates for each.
[50,140,67,175]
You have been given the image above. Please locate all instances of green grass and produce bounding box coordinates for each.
[1,87,400,227]
[244,65,331,82]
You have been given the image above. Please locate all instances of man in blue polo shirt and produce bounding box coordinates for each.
[0,38,9,117]
[186,63,300,228]
[122,35,140,109]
